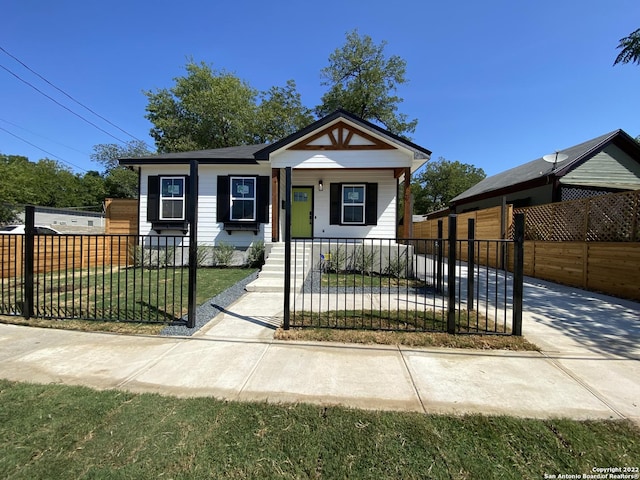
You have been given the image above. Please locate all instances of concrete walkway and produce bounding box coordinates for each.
[0,276,638,423]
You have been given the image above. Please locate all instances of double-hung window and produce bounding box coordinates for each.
[160,177,185,220]
[342,184,366,224]
[230,177,256,221]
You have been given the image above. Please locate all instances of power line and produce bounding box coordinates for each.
[0,45,153,149]
[0,118,90,156]
[0,62,129,145]
[0,125,87,172]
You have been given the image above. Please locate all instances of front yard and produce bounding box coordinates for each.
[0,380,637,479]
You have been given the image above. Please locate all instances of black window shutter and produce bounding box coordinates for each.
[330,183,341,225]
[216,175,230,222]
[257,176,269,223]
[147,176,159,222]
[365,183,378,225]
[183,175,190,221]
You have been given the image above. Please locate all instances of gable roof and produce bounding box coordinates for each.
[255,109,431,160]
[450,129,640,205]
[119,110,431,168]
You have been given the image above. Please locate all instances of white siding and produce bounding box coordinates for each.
[139,164,271,247]
[271,149,412,169]
[291,169,398,239]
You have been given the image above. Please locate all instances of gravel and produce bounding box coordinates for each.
[160,270,258,337]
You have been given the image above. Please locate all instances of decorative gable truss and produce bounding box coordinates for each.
[289,121,395,151]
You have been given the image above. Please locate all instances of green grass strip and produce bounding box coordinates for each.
[0,380,637,479]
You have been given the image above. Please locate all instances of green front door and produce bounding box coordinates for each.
[291,186,313,238]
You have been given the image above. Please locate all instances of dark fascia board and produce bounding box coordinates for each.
[254,109,432,160]
[120,158,261,166]
[450,176,553,209]
[119,144,268,166]
[554,129,640,177]
[450,129,638,206]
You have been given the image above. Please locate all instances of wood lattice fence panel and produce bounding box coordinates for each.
[587,192,638,241]
[514,189,639,242]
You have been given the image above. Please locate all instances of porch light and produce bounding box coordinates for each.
[318,179,324,191]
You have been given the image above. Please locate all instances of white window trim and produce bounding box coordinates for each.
[159,176,185,221]
[230,176,257,221]
[341,184,366,224]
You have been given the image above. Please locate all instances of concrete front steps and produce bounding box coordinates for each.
[245,242,310,292]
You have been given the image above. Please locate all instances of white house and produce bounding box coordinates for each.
[120,110,431,249]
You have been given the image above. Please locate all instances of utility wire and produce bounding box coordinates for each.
[0,117,90,156]
[0,45,152,148]
[0,62,129,145]
[0,126,87,172]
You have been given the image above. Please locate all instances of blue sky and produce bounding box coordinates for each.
[2,0,639,177]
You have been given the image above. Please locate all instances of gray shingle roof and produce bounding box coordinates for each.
[450,130,625,203]
[119,144,269,165]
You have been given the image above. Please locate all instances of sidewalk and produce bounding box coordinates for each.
[0,277,638,423]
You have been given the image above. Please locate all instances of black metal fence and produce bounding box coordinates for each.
[286,214,524,335]
[1,228,195,324]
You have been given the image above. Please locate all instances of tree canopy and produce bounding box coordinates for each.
[316,29,418,138]
[412,158,486,214]
[144,61,314,152]
[614,28,640,66]
[0,154,107,223]
[91,140,150,199]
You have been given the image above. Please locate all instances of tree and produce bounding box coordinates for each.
[316,29,417,138]
[614,28,640,66]
[144,61,312,152]
[0,154,109,223]
[254,80,314,143]
[412,158,486,214]
[91,140,150,171]
[91,140,150,199]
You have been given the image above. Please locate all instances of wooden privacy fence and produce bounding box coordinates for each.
[412,205,512,258]
[512,241,640,301]
[105,198,139,235]
[412,191,640,301]
[1,235,134,279]
[514,189,640,242]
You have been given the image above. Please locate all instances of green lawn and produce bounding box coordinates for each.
[320,272,425,288]
[0,380,637,479]
[1,267,256,325]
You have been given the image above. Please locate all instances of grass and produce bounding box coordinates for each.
[0,267,256,332]
[0,379,637,479]
[275,327,540,351]
[320,272,425,288]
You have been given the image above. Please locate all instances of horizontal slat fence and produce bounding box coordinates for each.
[413,192,640,301]
[1,235,134,279]
[514,241,640,301]
[105,198,139,235]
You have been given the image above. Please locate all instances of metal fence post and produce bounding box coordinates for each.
[187,160,199,328]
[467,218,475,312]
[512,213,524,336]
[447,214,457,334]
[23,205,35,319]
[283,166,292,330]
[436,219,443,294]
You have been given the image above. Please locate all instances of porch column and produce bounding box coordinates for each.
[403,167,411,238]
[271,168,279,242]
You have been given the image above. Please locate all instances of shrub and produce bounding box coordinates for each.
[247,241,265,268]
[212,241,235,267]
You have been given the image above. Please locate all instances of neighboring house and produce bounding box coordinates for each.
[16,206,105,233]
[119,110,431,247]
[450,129,640,213]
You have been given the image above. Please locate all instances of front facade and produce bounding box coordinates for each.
[121,110,431,247]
